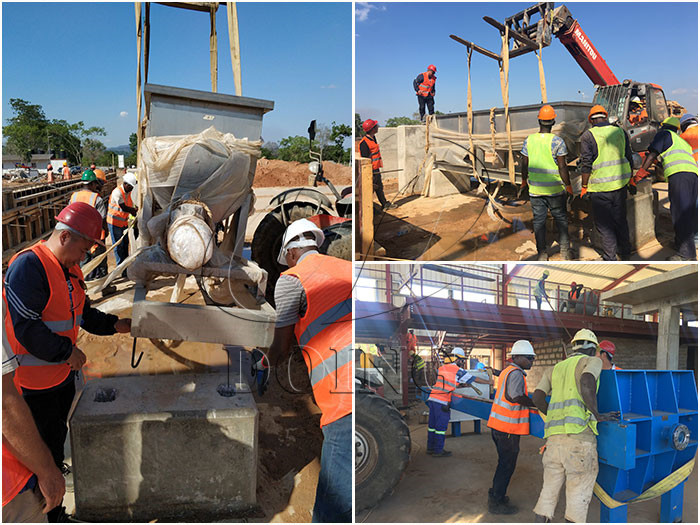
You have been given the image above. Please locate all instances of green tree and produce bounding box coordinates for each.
[386,116,420,127]
[261,141,279,159]
[277,135,316,163]
[124,132,138,167]
[3,99,50,162]
[355,113,364,137]
[322,122,352,164]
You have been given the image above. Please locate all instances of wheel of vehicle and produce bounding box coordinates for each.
[251,202,327,306]
[355,390,411,512]
[321,221,352,261]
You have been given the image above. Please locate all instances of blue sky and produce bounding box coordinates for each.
[356,2,698,124]
[2,2,351,147]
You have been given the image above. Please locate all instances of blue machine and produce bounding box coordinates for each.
[420,369,698,523]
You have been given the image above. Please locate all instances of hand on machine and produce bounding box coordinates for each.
[250,349,270,396]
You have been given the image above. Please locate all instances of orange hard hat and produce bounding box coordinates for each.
[94,168,106,182]
[427,64,437,73]
[589,105,608,122]
[55,202,105,245]
[538,105,556,121]
[598,340,616,356]
[362,119,378,133]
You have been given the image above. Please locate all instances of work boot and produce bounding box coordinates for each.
[488,488,509,505]
[432,450,452,457]
[488,498,518,515]
[537,252,549,261]
[382,202,398,210]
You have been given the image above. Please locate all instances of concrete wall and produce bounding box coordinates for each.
[376,125,427,193]
[527,336,691,392]
[376,127,398,181]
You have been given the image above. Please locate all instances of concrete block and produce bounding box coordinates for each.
[397,125,427,193]
[71,374,258,522]
[427,168,472,198]
[376,127,398,180]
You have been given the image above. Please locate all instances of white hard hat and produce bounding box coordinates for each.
[277,218,324,265]
[123,172,138,187]
[630,96,642,104]
[510,340,536,356]
[571,328,599,351]
[451,347,466,358]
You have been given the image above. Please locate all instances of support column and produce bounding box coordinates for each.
[657,303,681,370]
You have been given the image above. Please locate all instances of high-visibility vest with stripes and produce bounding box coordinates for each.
[588,126,631,192]
[526,133,565,196]
[2,441,33,507]
[659,130,698,180]
[3,242,85,391]
[282,253,352,428]
[428,363,459,404]
[407,332,417,353]
[360,136,383,172]
[69,189,99,207]
[417,71,435,98]
[107,185,133,227]
[487,365,530,435]
[543,354,599,439]
[680,125,698,162]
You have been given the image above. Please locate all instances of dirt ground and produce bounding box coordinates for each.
[356,404,699,523]
[253,158,351,188]
[371,177,679,261]
[66,239,324,522]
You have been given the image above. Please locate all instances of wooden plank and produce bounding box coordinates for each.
[359,158,374,259]
[450,34,502,62]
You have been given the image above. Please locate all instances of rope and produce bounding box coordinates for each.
[498,25,515,184]
[594,456,696,509]
[227,2,242,96]
[209,4,218,93]
[489,107,497,155]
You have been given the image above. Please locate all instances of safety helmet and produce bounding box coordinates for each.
[427,64,437,73]
[451,347,466,358]
[277,218,325,265]
[542,270,550,277]
[662,116,681,130]
[598,340,616,357]
[90,163,96,169]
[571,328,598,352]
[55,202,105,245]
[362,119,378,133]
[123,172,138,188]
[680,113,697,127]
[94,168,106,182]
[63,162,67,166]
[630,96,643,105]
[81,169,97,184]
[571,281,577,287]
[588,104,608,122]
[510,340,536,356]
[538,104,556,121]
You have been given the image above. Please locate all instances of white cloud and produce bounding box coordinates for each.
[356,2,385,22]
[672,88,689,96]
[119,111,128,118]
[321,84,337,89]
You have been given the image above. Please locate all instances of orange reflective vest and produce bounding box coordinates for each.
[360,136,383,172]
[406,332,417,354]
[417,72,436,98]
[69,189,99,208]
[487,365,530,435]
[628,108,648,125]
[681,125,698,162]
[2,442,33,507]
[281,253,352,427]
[3,242,85,391]
[107,185,133,227]
[428,363,459,404]
[62,167,71,180]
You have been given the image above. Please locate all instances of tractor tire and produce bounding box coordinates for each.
[251,203,324,306]
[321,221,352,261]
[355,390,411,512]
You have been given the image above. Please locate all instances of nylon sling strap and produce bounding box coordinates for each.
[135,2,142,164]
[227,2,242,96]
[466,47,476,169]
[536,40,548,104]
[498,24,515,184]
[210,4,218,93]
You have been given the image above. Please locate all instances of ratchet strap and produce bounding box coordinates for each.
[593,456,696,508]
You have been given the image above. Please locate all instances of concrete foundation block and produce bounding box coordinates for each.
[427,168,471,197]
[70,374,258,522]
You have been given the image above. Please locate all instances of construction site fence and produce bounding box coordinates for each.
[354,264,648,322]
[2,171,119,269]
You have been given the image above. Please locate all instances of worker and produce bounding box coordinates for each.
[533,270,549,310]
[427,347,492,457]
[627,96,648,125]
[3,304,66,523]
[635,117,698,261]
[3,202,132,522]
[680,113,698,162]
[532,329,619,523]
[89,163,96,171]
[580,105,634,261]
[486,340,537,515]
[407,329,417,354]
[46,164,54,183]
[597,340,621,370]
[107,172,139,271]
[62,163,70,181]
[69,170,108,281]
[566,281,584,312]
[264,218,351,522]
[521,105,572,261]
[359,119,395,210]
[413,64,437,122]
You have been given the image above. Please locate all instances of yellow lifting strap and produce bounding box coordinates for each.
[466,47,476,168]
[135,2,143,163]
[209,4,218,92]
[227,2,243,96]
[498,25,515,184]
[536,41,547,104]
[593,456,697,509]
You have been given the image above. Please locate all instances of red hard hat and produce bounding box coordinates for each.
[362,119,378,133]
[598,340,616,356]
[55,202,105,245]
[571,281,577,287]
[428,64,437,73]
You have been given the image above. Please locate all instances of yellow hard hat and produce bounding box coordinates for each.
[572,328,598,346]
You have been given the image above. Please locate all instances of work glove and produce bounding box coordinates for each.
[565,185,573,196]
[250,349,270,396]
[580,186,589,199]
[634,167,650,184]
[627,181,637,196]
